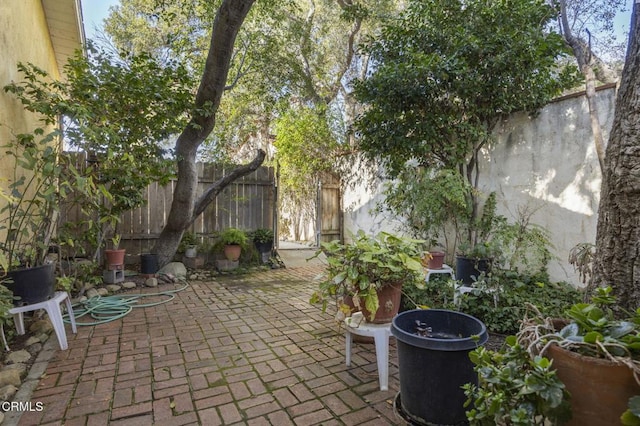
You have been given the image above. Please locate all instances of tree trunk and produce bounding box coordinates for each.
[558,0,615,173]
[153,0,257,267]
[592,3,640,313]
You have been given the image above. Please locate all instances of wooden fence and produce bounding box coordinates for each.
[60,153,276,255]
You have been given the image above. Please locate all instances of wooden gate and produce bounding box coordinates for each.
[316,173,342,245]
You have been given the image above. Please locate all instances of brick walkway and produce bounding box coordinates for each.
[13,264,403,425]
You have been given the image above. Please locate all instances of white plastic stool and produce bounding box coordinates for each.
[424,264,455,282]
[9,291,77,350]
[344,316,392,391]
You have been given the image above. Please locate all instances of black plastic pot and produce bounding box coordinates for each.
[455,256,491,285]
[140,253,159,274]
[254,242,273,263]
[391,309,488,425]
[6,263,56,306]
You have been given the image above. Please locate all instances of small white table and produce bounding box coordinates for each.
[344,317,392,391]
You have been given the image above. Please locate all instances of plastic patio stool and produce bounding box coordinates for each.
[344,316,392,391]
[9,291,77,350]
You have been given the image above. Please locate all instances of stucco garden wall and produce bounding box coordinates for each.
[344,85,617,286]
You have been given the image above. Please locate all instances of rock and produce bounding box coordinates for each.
[158,262,187,280]
[0,385,18,401]
[106,284,121,292]
[29,320,52,335]
[27,343,43,355]
[0,369,21,387]
[86,288,100,299]
[3,363,27,377]
[97,288,109,296]
[144,277,158,288]
[24,337,40,346]
[4,350,31,365]
[122,281,137,289]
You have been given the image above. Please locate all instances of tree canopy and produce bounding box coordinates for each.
[353,0,580,179]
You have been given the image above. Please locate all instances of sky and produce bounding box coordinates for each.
[81,0,634,45]
[81,0,121,40]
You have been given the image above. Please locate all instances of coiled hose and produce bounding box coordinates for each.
[64,281,189,326]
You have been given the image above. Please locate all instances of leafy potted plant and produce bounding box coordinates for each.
[0,132,62,305]
[219,228,248,261]
[250,228,274,263]
[178,231,199,258]
[519,287,640,425]
[104,233,125,269]
[464,335,571,425]
[310,231,425,323]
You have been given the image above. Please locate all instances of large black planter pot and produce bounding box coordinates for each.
[455,256,491,286]
[392,309,488,426]
[6,263,56,306]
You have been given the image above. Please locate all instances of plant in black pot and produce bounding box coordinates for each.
[518,287,640,425]
[309,231,425,324]
[249,228,274,263]
[219,228,248,262]
[0,133,63,306]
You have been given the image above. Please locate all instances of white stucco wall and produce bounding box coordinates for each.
[344,86,617,285]
[479,86,616,285]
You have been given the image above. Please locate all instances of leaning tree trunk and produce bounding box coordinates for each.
[558,0,615,173]
[592,2,640,314]
[153,0,258,266]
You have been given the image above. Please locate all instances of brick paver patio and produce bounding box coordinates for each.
[12,262,403,425]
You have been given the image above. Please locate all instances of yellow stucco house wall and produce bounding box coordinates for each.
[0,0,84,238]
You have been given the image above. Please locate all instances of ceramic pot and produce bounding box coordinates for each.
[547,344,640,425]
[223,244,241,261]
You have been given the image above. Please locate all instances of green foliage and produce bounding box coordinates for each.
[354,0,580,177]
[380,167,470,246]
[0,131,63,270]
[464,336,572,425]
[178,232,199,254]
[310,231,425,321]
[0,282,15,336]
[622,396,640,425]
[219,228,248,246]
[542,287,640,360]
[409,271,581,335]
[4,45,196,258]
[249,228,274,244]
[275,106,340,186]
[459,273,581,335]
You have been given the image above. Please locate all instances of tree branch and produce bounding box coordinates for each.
[191,149,266,221]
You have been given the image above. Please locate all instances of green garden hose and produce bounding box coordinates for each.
[64,281,189,326]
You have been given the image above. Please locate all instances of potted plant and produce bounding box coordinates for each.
[310,231,425,323]
[519,287,640,425]
[219,228,248,261]
[425,249,446,270]
[464,335,571,425]
[104,233,125,269]
[250,228,274,263]
[0,133,62,305]
[178,231,199,258]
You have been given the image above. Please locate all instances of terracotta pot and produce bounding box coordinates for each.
[104,249,126,270]
[547,344,640,425]
[223,244,242,261]
[361,283,403,324]
[428,251,445,269]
